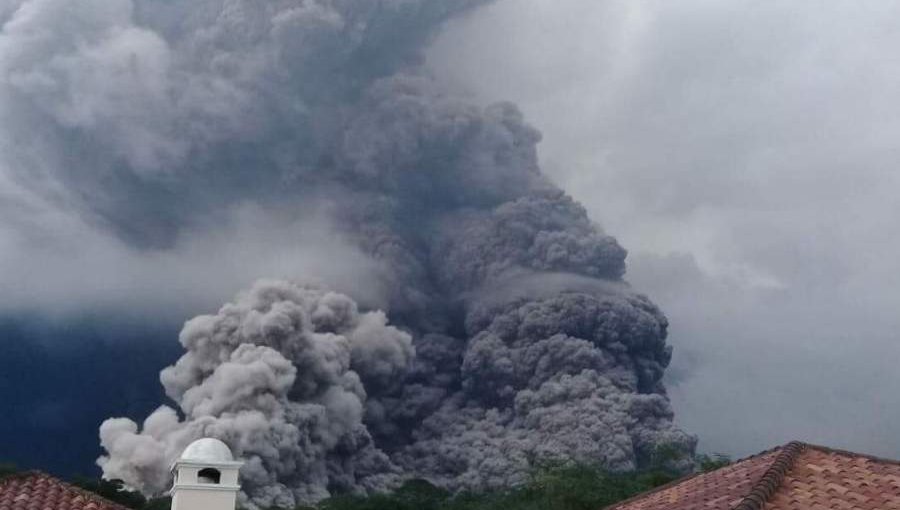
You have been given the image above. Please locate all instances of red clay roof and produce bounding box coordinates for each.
[0,471,131,510]
[607,441,900,510]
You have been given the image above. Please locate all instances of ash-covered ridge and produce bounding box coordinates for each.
[0,0,693,507]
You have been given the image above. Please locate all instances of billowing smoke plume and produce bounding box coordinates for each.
[100,281,413,507]
[0,0,694,506]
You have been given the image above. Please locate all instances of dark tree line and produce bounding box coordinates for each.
[257,451,732,510]
[1,451,731,510]
[73,478,172,510]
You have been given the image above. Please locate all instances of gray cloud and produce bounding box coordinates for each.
[100,281,413,509]
[7,0,899,492]
[427,0,900,459]
[0,201,387,319]
[1,0,699,504]
[0,0,697,504]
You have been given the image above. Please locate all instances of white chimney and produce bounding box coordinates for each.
[170,438,243,510]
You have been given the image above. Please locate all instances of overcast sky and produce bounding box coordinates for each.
[427,0,900,459]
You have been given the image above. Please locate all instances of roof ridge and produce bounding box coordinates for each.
[603,443,789,510]
[731,441,806,510]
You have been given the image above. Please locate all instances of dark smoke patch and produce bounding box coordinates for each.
[390,290,692,490]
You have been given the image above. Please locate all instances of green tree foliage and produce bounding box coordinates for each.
[308,464,679,510]
[0,463,18,479]
[4,450,733,510]
[695,453,732,473]
[73,476,171,510]
[318,479,449,510]
[73,477,147,509]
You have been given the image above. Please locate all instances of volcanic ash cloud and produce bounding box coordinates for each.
[0,0,698,505]
[99,281,414,508]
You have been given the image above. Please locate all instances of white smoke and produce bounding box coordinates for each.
[0,0,695,506]
[99,280,413,508]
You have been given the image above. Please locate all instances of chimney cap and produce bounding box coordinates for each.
[179,438,235,463]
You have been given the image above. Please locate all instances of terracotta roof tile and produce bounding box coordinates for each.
[765,446,900,510]
[606,441,900,510]
[0,471,132,510]
[606,448,783,510]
